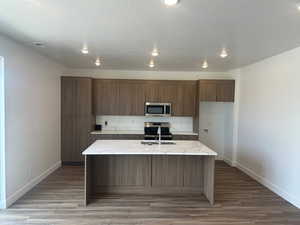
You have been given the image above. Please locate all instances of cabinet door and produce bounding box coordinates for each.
[61,77,76,117]
[61,78,77,162]
[182,82,197,116]
[61,77,93,163]
[199,81,217,102]
[144,81,161,102]
[159,83,180,115]
[76,115,93,161]
[75,78,93,162]
[93,79,119,115]
[119,81,145,115]
[76,78,92,116]
[217,80,235,102]
[175,82,197,116]
[61,114,77,162]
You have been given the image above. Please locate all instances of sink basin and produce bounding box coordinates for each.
[141,141,176,145]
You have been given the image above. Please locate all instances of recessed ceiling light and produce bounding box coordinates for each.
[95,58,101,66]
[298,5,300,11]
[164,0,179,6]
[151,48,159,57]
[149,59,155,68]
[32,42,45,47]
[81,46,89,54]
[202,60,208,69]
[220,48,228,58]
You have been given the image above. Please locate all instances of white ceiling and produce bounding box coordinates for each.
[1,0,300,72]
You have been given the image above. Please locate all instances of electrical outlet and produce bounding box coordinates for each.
[203,129,209,133]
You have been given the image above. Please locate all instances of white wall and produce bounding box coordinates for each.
[198,102,234,160]
[235,47,300,208]
[0,35,64,208]
[0,57,5,209]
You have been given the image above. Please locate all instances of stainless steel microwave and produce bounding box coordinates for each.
[144,102,172,117]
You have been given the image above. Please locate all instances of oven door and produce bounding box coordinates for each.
[145,103,165,116]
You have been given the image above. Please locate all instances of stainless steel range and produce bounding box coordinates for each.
[144,122,173,140]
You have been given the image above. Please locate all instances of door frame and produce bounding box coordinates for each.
[0,56,6,209]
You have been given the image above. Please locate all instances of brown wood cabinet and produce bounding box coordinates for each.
[93,79,119,115]
[61,77,94,163]
[216,80,235,102]
[61,77,233,162]
[199,80,235,102]
[199,81,217,102]
[119,80,146,115]
[181,82,197,116]
[144,81,161,103]
[92,79,197,117]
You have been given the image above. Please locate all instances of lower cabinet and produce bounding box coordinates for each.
[61,77,94,163]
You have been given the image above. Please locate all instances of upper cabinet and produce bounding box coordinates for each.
[119,80,145,116]
[172,81,197,116]
[92,79,197,116]
[144,81,161,103]
[216,80,235,102]
[181,82,197,116]
[93,79,119,115]
[199,80,235,102]
[199,80,217,102]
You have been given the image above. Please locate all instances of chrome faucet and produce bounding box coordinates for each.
[157,126,161,144]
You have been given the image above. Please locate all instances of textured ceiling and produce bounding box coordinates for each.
[1,0,300,71]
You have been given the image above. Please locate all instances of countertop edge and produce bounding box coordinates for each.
[90,130,199,136]
[82,140,217,156]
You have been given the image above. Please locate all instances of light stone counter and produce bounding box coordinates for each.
[90,130,199,136]
[82,140,217,156]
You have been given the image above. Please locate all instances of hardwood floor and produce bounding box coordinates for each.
[1,161,299,225]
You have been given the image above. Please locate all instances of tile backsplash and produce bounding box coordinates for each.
[96,116,193,132]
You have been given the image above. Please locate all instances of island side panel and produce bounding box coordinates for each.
[183,156,203,189]
[203,156,215,205]
[84,155,92,206]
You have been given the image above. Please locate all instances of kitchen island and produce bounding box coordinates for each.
[82,140,217,206]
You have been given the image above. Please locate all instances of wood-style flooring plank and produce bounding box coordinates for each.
[0,161,299,225]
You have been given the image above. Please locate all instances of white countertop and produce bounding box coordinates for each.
[82,140,217,156]
[90,130,198,136]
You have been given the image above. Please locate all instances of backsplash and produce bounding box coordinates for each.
[96,116,193,132]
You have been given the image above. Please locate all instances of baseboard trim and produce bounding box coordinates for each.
[223,156,236,167]
[62,161,84,166]
[6,161,61,208]
[235,161,300,209]
[215,156,223,161]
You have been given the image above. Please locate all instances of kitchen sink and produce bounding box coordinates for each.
[141,141,176,145]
